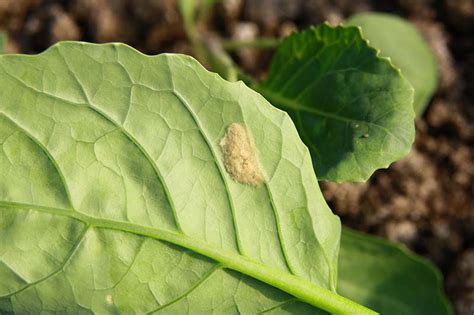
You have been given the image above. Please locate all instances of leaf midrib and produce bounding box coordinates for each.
[0,200,355,314]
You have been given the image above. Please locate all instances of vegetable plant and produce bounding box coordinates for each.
[0,6,451,315]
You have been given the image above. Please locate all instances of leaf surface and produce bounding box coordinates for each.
[0,42,343,313]
[347,13,438,115]
[256,24,415,182]
[338,228,453,315]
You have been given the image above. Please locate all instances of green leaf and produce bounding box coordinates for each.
[0,42,379,314]
[338,228,454,315]
[347,13,438,116]
[256,24,415,182]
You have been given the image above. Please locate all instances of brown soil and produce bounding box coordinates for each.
[1,0,473,313]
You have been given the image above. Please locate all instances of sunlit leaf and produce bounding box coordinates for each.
[0,42,348,313]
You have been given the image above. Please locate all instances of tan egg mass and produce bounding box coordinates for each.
[220,123,265,186]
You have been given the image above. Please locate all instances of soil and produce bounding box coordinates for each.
[0,0,473,313]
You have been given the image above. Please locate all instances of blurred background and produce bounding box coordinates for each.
[0,0,473,313]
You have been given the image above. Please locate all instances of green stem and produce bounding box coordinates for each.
[222,37,281,51]
[178,0,209,66]
[204,40,239,81]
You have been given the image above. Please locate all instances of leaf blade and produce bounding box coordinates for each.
[0,42,372,314]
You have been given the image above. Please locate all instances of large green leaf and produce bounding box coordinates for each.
[0,42,374,314]
[347,13,438,116]
[339,228,453,315]
[256,24,415,182]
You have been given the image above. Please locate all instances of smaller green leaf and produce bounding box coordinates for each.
[347,13,438,115]
[256,24,415,182]
[338,228,454,315]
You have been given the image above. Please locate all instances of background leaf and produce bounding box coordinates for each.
[256,24,415,182]
[347,13,438,116]
[0,42,348,313]
[338,228,454,315]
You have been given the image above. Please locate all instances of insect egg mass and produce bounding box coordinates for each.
[220,123,265,186]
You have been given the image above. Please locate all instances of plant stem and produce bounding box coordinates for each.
[222,37,281,51]
[178,0,209,66]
